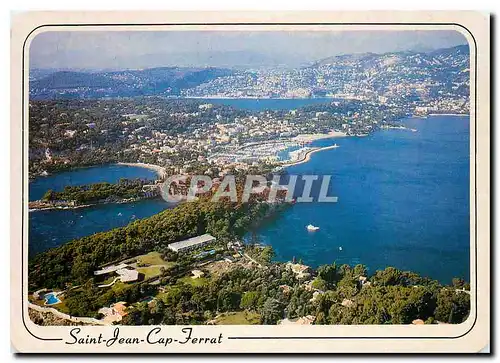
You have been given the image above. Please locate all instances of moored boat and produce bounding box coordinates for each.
[306,224,320,231]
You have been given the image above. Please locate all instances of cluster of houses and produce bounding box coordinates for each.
[286,262,313,280]
[90,234,277,325]
[91,234,220,323]
[97,301,134,324]
[278,261,375,324]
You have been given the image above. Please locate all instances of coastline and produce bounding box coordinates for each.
[29,115,469,286]
[30,163,106,180]
[29,203,93,213]
[428,113,469,117]
[116,162,166,179]
[279,130,348,168]
[281,114,466,170]
[180,96,336,100]
[31,162,167,181]
[28,195,161,213]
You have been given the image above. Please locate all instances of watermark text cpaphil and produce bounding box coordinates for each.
[160,174,338,204]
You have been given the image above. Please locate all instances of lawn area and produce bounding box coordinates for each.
[135,252,176,279]
[136,266,165,280]
[55,298,71,314]
[155,292,169,302]
[136,251,168,266]
[111,281,130,294]
[155,276,208,301]
[98,275,118,286]
[155,286,180,303]
[215,311,261,325]
[28,295,46,307]
[178,276,208,287]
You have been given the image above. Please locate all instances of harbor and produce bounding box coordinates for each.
[282,144,340,168]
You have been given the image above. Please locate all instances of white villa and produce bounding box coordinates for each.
[94,263,139,285]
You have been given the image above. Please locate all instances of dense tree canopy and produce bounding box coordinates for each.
[41,178,156,204]
[28,196,273,290]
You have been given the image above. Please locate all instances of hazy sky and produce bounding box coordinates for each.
[30,30,467,70]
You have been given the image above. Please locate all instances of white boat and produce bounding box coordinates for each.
[306,224,320,231]
[339,247,343,251]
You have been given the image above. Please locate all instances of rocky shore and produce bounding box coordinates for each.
[28,195,158,212]
[29,308,91,326]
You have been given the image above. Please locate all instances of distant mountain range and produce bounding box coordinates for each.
[125,50,308,70]
[308,44,469,85]
[30,67,233,99]
[29,45,469,100]
[312,45,469,67]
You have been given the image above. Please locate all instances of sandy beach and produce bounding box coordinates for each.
[292,131,347,143]
[116,162,166,179]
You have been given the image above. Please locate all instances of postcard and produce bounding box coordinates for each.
[10,11,490,353]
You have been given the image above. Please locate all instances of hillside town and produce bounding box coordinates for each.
[29,45,469,178]
[183,46,469,111]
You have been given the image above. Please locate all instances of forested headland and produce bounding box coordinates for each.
[39,178,157,205]
[28,192,470,326]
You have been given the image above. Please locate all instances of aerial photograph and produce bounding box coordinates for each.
[27,29,471,326]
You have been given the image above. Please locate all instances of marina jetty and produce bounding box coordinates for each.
[282,144,340,168]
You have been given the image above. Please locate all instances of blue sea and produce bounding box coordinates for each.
[28,165,172,257]
[193,97,336,111]
[251,115,470,283]
[28,101,470,283]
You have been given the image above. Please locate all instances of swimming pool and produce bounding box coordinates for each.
[44,292,61,305]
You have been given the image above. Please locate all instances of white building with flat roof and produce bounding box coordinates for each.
[94,263,128,276]
[168,234,216,253]
[116,268,139,282]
